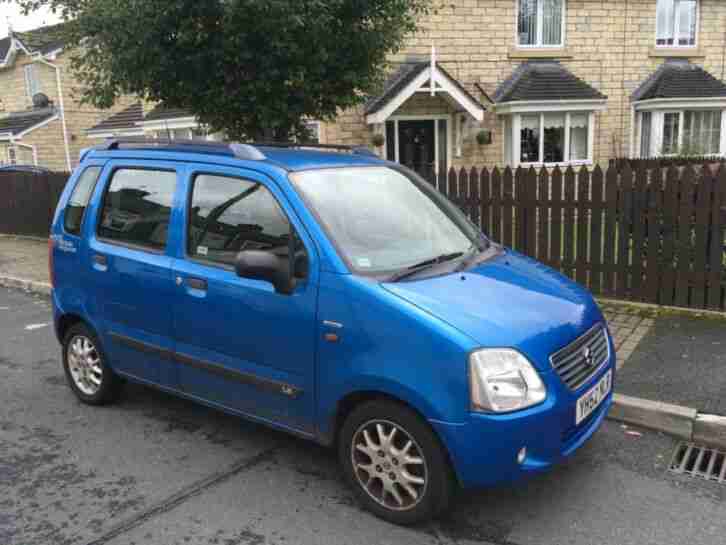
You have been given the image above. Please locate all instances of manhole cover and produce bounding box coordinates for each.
[669,442,726,483]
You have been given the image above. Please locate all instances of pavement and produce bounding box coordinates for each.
[0,236,49,285]
[616,313,726,416]
[1,287,725,545]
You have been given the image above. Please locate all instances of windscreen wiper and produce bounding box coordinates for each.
[388,251,464,282]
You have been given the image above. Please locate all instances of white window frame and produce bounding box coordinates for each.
[7,145,17,165]
[637,106,726,157]
[385,114,453,175]
[302,120,321,144]
[24,64,40,101]
[515,0,567,48]
[510,111,595,167]
[654,0,699,49]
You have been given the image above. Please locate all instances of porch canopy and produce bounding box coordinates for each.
[364,61,485,124]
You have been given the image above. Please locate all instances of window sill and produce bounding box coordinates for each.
[649,47,704,58]
[508,47,572,59]
[519,161,592,169]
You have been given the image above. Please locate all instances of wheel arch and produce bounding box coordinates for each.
[322,389,460,486]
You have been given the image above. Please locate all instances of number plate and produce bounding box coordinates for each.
[575,370,612,425]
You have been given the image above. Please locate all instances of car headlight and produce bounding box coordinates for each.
[469,349,546,412]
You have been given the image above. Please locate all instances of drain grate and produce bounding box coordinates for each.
[669,442,726,483]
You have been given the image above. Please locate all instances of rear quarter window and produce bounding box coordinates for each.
[63,166,102,235]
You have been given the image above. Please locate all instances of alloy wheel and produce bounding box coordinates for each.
[67,335,103,396]
[351,419,428,511]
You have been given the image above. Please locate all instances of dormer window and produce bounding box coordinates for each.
[517,0,565,48]
[656,0,698,48]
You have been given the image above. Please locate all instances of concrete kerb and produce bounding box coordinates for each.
[0,274,51,297]
[610,394,726,450]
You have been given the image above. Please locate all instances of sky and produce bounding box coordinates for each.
[0,1,63,37]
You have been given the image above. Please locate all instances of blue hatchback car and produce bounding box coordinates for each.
[50,139,614,525]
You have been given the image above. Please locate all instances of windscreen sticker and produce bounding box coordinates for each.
[357,257,371,268]
[197,245,209,256]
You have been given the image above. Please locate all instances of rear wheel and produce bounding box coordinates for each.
[62,323,123,405]
[338,399,455,525]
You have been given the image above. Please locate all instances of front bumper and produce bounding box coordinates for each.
[432,357,615,489]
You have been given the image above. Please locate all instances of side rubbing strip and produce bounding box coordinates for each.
[109,331,301,399]
[109,331,173,360]
[173,352,302,398]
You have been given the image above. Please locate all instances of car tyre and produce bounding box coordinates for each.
[339,399,455,525]
[62,323,123,405]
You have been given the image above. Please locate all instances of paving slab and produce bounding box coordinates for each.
[617,313,726,416]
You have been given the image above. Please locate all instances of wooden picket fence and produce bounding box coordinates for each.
[0,164,725,311]
[418,163,726,312]
[0,171,69,237]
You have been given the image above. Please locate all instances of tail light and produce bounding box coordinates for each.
[48,237,55,289]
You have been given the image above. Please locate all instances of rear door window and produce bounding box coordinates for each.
[97,168,176,251]
[64,166,102,235]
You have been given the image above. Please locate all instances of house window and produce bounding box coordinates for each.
[656,0,697,47]
[662,112,680,154]
[302,121,321,144]
[640,109,723,156]
[683,110,721,154]
[640,111,652,157]
[515,111,591,165]
[7,146,17,165]
[517,0,565,47]
[24,64,41,100]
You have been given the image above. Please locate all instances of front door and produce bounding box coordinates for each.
[171,166,318,434]
[398,120,435,175]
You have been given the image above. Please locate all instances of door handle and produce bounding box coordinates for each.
[185,277,207,291]
[92,254,108,271]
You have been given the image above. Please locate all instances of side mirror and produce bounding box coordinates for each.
[235,250,293,295]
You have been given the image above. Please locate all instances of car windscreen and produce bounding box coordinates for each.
[289,166,482,275]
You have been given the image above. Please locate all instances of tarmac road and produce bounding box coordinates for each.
[1,287,724,545]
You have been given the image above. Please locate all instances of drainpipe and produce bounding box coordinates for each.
[35,57,72,171]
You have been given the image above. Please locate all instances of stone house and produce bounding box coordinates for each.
[8,1,726,175]
[317,0,726,173]
[0,23,137,171]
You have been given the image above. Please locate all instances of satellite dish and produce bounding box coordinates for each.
[32,93,50,109]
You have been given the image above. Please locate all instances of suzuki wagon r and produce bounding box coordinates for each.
[50,139,615,525]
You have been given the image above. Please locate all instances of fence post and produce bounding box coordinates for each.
[551,166,563,271]
[537,167,549,265]
[708,165,726,310]
[590,166,604,295]
[563,166,576,281]
[576,166,590,287]
[480,167,491,236]
[469,167,480,228]
[692,165,713,308]
[491,168,502,243]
[675,166,696,308]
[645,165,664,304]
[616,164,633,299]
[602,165,618,296]
[659,165,680,306]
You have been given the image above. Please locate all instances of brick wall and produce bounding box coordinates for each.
[320,0,726,168]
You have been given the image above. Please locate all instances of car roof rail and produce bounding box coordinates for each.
[248,141,378,157]
[101,137,266,161]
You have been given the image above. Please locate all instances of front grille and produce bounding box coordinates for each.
[550,323,609,391]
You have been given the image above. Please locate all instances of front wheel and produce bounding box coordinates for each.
[338,400,455,525]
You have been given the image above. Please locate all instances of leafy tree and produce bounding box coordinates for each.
[9,0,429,140]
